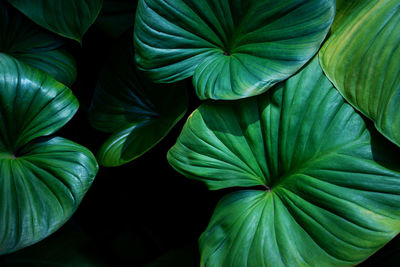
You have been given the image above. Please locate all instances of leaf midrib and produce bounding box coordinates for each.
[269,140,366,191]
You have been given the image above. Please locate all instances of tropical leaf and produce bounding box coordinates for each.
[359,234,400,267]
[134,0,335,100]
[0,1,76,85]
[95,0,137,38]
[7,0,103,42]
[89,32,187,167]
[319,0,400,147]
[168,57,400,266]
[0,53,98,255]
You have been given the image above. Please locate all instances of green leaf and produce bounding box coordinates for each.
[134,0,335,100]
[89,33,187,167]
[7,0,103,42]
[0,53,98,255]
[0,1,76,85]
[360,234,400,267]
[168,56,400,266]
[95,0,137,38]
[319,0,400,147]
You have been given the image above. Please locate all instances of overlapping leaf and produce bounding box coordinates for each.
[8,0,103,42]
[89,33,187,167]
[319,0,400,147]
[168,57,400,266]
[0,1,76,85]
[0,53,98,255]
[134,0,335,100]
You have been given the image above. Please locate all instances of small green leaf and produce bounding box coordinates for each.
[8,0,103,42]
[319,0,400,147]
[168,57,400,266]
[134,0,335,100]
[0,2,76,85]
[0,53,98,255]
[89,33,187,167]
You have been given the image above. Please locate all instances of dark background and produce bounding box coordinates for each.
[57,26,220,266]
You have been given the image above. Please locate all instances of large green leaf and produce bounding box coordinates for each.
[134,0,335,100]
[0,1,76,85]
[89,33,187,167]
[7,0,103,42]
[319,0,400,147]
[0,53,98,255]
[168,57,400,266]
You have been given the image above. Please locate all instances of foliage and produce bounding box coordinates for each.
[0,0,400,266]
[134,0,335,100]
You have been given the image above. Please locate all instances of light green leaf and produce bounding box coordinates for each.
[168,57,400,266]
[89,32,187,167]
[0,2,76,85]
[0,53,98,255]
[319,0,400,147]
[134,0,335,100]
[8,0,103,42]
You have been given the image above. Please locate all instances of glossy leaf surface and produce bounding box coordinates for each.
[168,57,400,266]
[319,0,400,147]
[0,54,98,255]
[89,33,187,167]
[0,1,76,85]
[8,0,103,42]
[134,0,335,100]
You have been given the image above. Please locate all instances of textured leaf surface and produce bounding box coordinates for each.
[0,2,76,85]
[8,0,103,42]
[134,0,335,100]
[319,0,400,147]
[89,33,187,166]
[168,57,400,266]
[0,54,98,255]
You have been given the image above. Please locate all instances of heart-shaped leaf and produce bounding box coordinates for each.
[319,0,400,147]
[134,0,335,100]
[0,53,98,255]
[0,1,76,85]
[168,57,400,266]
[89,33,187,167]
[8,0,103,43]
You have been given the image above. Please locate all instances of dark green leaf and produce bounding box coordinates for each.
[145,245,198,267]
[0,53,98,255]
[319,0,400,147]
[89,33,187,167]
[0,1,76,85]
[168,57,400,266]
[95,0,137,38]
[134,0,335,100]
[1,222,109,266]
[8,0,103,42]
